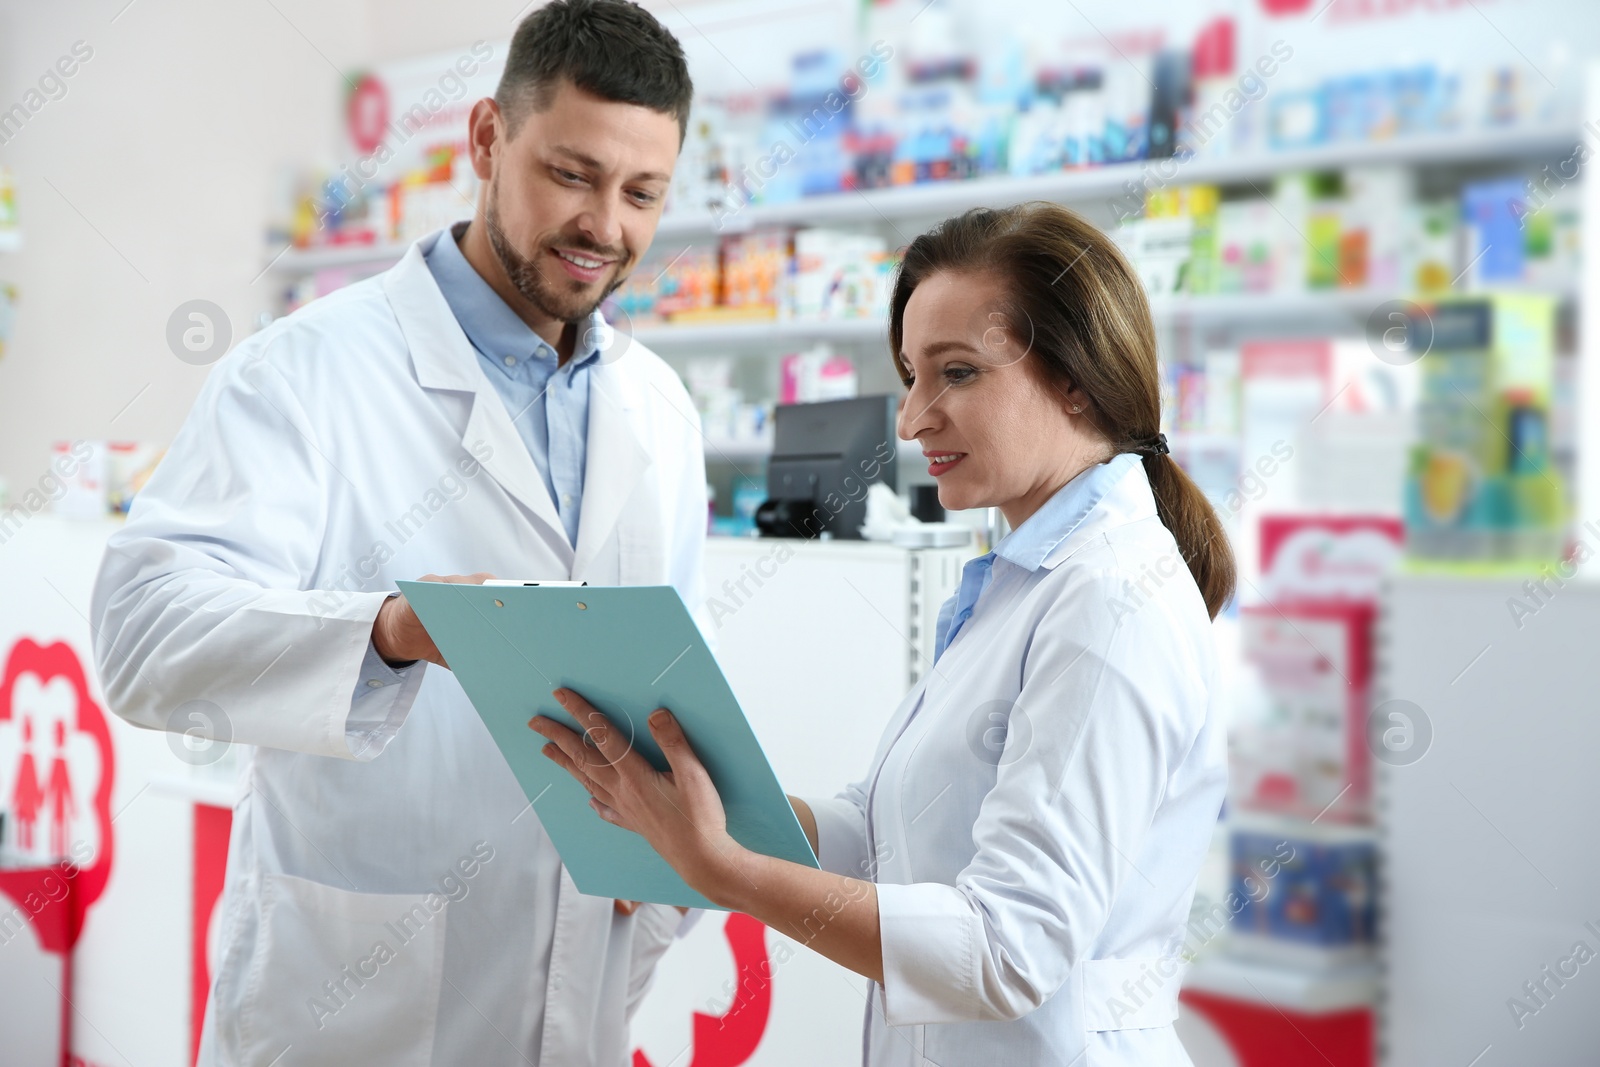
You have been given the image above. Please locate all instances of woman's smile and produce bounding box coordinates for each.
[924,450,967,476]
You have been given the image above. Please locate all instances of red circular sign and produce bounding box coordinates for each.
[0,638,116,952]
[347,73,390,156]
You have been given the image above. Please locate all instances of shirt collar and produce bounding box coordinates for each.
[992,452,1141,572]
[425,222,605,375]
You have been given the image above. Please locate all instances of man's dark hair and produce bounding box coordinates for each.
[496,0,693,142]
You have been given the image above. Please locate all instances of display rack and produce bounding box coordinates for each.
[264,121,1578,279]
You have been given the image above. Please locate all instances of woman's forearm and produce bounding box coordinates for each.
[789,795,819,853]
[715,850,884,985]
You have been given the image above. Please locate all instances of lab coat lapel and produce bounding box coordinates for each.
[382,238,571,554]
[572,359,650,578]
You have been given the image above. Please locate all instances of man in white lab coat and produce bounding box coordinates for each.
[90,3,707,1064]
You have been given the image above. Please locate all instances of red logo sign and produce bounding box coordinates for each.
[0,638,116,951]
[347,73,391,155]
[634,914,773,1067]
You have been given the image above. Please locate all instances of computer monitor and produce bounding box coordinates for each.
[757,395,899,540]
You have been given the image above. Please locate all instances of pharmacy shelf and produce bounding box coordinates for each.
[655,121,1578,237]
[628,285,1574,350]
[266,240,413,275]
[698,428,1234,464]
[265,122,1577,275]
[633,317,884,347]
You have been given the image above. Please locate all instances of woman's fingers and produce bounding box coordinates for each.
[530,717,618,801]
[647,709,711,791]
[553,688,635,771]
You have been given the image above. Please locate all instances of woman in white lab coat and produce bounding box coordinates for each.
[534,201,1235,1066]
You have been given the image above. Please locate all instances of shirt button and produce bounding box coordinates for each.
[365,679,385,689]
[561,493,573,507]
[503,355,516,367]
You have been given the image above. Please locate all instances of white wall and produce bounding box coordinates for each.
[0,0,780,497]
[0,0,369,494]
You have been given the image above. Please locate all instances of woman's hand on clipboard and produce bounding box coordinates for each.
[530,688,745,907]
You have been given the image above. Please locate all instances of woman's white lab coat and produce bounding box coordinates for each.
[805,459,1226,1067]
[90,233,708,1066]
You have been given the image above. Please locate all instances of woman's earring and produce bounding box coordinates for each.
[1070,405,1082,414]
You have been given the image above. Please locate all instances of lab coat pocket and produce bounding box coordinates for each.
[235,873,447,1067]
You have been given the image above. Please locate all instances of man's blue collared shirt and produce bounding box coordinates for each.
[424,224,602,547]
[933,453,1140,662]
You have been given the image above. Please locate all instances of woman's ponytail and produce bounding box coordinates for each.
[1140,453,1236,619]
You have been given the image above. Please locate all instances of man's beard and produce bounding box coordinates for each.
[484,179,629,325]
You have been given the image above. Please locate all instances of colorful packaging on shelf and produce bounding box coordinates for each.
[656,245,720,320]
[1259,515,1404,606]
[1402,198,1459,293]
[1404,295,1566,563]
[1521,183,1582,290]
[0,282,15,360]
[786,229,891,321]
[0,166,19,251]
[1461,177,1529,286]
[719,228,793,313]
[1214,200,1274,293]
[779,344,857,404]
[1229,822,1377,960]
[106,442,165,515]
[1343,166,1410,292]
[48,441,107,520]
[1235,601,1375,823]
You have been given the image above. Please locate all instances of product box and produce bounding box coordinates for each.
[1233,601,1375,823]
[0,283,16,360]
[1228,821,1377,962]
[1214,200,1274,294]
[1258,515,1404,605]
[656,245,720,320]
[48,441,107,520]
[779,344,857,404]
[1403,295,1566,563]
[719,228,793,313]
[106,442,164,515]
[1461,177,1528,286]
[785,230,890,321]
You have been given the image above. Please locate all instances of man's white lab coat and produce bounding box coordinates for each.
[91,230,708,1066]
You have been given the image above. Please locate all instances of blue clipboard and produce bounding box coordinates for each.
[397,580,819,909]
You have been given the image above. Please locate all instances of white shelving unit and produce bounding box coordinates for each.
[1378,576,1600,1065]
[654,123,1578,237]
[264,121,1576,278]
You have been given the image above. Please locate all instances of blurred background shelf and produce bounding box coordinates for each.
[627,283,1576,350]
[656,122,1581,236]
[264,123,1579,277]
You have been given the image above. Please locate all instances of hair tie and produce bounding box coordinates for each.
[1134,433,1170,457]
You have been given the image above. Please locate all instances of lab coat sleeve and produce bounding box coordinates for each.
[624,903,686,1022]
[91,345,426,760]
[874,574,1204,1026]
[803,781,873,880]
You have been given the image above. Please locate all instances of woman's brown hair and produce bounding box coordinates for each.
[887,201,1236,619]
